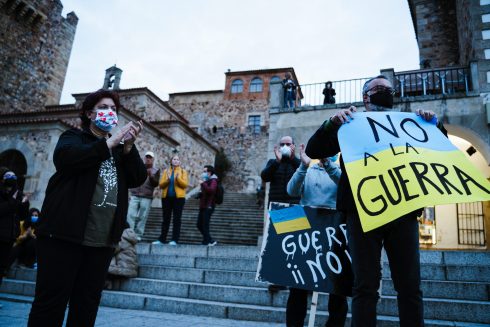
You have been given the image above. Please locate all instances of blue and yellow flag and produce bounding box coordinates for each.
[269,205,311,234]
[338,112,490,232]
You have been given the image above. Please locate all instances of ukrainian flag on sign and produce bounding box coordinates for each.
[269,205,311,234]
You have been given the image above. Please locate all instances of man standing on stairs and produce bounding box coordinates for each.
[260,135,301,293]
[127,151,160,241]
[197,165,218,246]
[305,75,445,327]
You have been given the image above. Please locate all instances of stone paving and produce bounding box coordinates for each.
[0,300,283,327]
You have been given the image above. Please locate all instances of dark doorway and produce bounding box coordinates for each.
[0,149,28,192]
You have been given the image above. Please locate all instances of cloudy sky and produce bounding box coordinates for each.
[60,0,419,104]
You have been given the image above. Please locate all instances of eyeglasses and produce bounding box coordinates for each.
[280,143,292,146]
[365,85,396,96]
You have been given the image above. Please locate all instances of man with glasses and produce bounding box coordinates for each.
[127,151,160,241]
[260,136,301,294]
[305,75,446,327]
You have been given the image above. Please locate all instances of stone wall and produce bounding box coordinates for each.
[152,121,218,188]
[0,122,68,209]
[169,95,270,192]
[409,0,460,68]
[0,0,78,113]
[456,0,482,65]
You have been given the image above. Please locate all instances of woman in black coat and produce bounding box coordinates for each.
[28,89,147,327]
[0,167,29,285]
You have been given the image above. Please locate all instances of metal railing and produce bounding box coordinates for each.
[395,66,471,97]
[457,202,486,246]
[297,77,371,107]
[290,66,472,109]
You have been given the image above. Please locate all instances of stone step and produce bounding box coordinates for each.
[382,279,490,301]
[2,280,489,325]
[136,243,260,259]
[383,263,490,283]
[138,254,258,272]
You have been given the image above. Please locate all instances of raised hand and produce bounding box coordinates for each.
[123,121,144,154]
[299,143,310,167]
[330,106,357,125]
[274,145,282,162]
[289,143,296,158]
[106,123,133,149]
[416,109,437,123]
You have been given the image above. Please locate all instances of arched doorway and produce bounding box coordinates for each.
[0,149,28,192]
[420,133,490,250]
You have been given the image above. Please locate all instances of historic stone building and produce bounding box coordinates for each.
[168,68,300,192]
[0,0,78,112]
[0,2,217,209]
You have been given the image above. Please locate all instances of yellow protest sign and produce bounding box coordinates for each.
[338,112,490,232]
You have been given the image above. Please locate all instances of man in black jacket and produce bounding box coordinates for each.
[261,135,301,206]
[305,75,444,327]
[260,135,301,323]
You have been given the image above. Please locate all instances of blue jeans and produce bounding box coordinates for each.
[346,211,424,327]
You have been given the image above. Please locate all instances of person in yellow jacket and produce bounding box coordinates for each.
[153,155,188,245]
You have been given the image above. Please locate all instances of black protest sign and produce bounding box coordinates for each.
[256,203,353,296]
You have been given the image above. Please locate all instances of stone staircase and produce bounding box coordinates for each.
[1,245,489,326]
[142,192,264,245]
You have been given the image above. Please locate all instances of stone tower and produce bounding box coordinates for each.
[0,0,78,113]
[102,65,123,90]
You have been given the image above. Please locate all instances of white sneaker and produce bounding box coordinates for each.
[208,241,218,247]
[168,241,177,246]
[152,240,163,245]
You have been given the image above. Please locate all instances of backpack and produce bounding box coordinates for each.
[215,183,224,205]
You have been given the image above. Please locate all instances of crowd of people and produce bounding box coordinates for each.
[0,76,438,326]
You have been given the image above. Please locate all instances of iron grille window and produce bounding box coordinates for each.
[231,79,243,93]
[250,78,263,93]
[456,202,486,246]
[248,115,261,134]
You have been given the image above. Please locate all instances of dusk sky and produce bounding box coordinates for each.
[60,0,419,104]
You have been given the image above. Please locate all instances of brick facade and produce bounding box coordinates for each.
[169,68,300,192]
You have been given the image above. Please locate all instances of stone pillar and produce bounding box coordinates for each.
[380,68,395,87]
[269,81,284,108]
[470,60,480,94]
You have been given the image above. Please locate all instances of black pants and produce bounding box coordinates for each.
[346,212,423,327]
[286,288,348,327]
[0,240,14,285]
[159,197,185,243]
[197,207,214,244]
[28,237,114,327]
[10,237,37,267]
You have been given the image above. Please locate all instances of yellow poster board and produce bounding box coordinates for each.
[338,112,490,232]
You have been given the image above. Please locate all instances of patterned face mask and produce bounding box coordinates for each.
[93,109,118,132]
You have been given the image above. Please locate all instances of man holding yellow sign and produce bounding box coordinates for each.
[304,75,489,327]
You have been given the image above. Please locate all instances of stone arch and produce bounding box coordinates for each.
[445,124,490,165]
[0,139,37,194]
[0,149,28,190]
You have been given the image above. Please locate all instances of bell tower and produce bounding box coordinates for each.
[103,65,123,90]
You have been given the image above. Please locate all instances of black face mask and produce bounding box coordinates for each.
[369,90,393,109]
[3,179,17,188]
